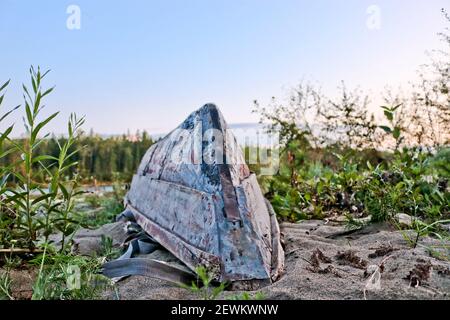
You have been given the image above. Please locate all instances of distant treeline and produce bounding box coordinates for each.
[2,131,154,183]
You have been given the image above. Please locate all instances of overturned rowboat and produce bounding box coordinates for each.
[104,104,284,289]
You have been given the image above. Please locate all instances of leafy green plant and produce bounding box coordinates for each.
[12,67,59,249]
[0,271,13,300]
[379,104,403,152]
[0,80,20,250]
[85,194,102,208]
[55,174,84,252]
[3,67,58,250]
[75,194,123,228]
[42,113,85,250]
[2,248,23,270]
[31,248,109,300]
[1,67,85,252]
[399,219,450,249]
[182,266,227,300]
[431,147,450,176]
[100,235,120,261]
[0,79,19,166]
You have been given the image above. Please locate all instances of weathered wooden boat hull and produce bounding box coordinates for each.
[123,104,284,287]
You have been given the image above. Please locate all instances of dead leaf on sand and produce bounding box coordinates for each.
[335,250,368,269]
[368,244,396,258]
[406,262,432,287]
[305,249,341,278]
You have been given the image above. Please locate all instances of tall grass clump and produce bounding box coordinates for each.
[0,66,85,253]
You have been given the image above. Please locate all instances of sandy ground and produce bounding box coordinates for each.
[96,220,450,300]
[3,219,448,300]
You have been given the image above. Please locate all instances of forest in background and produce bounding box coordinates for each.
[0,132,153,183]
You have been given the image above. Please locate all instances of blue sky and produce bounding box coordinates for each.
[0,0,448,135]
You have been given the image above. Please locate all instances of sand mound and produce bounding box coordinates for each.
[100,220,449,300]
